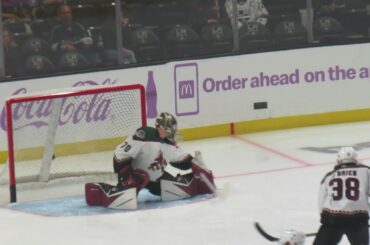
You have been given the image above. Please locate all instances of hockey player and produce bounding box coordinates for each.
[85,112,215,209]
[224,0,269,29]
[313,147,370,245]
[279,229,305,245]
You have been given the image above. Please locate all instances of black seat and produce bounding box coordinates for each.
[313,16,345,44]
[75,17,102,30]
[57,52,90,71]
[340,0,366,9]
[165,25,201,59]
[273,19,308,48]
[23,55,56,75]
[21,37,50,56]
[200,23,234,54]
[129,27,162,62]
[5,21,33,46]
[30,19,58,40]
[331,0,368,41]
[239,22,273,52]
[5,21,29,33]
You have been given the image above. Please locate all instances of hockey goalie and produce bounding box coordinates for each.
[85,112,216,209]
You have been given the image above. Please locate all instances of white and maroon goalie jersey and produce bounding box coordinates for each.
[318,163,370,224]
[114,127,189,181]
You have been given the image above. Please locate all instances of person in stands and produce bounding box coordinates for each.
[2,28,21,77]
[49,4,101,67]
[224,0,269,29]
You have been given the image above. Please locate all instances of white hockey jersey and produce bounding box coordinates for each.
[114,127,189,181]
[224,0,269,28]
[318,163,370,224]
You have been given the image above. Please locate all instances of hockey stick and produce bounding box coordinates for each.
[254,222,279,241]
[254,222,317,242]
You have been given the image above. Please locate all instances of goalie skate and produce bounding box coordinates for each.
[85,183,137,209]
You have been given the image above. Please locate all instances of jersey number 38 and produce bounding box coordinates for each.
[329,177,360,201]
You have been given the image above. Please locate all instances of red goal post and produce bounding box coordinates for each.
[5,84,146,203]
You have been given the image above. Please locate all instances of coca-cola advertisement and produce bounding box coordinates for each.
[0,77,143,151]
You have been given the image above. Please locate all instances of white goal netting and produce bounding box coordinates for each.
[3,84,146,202]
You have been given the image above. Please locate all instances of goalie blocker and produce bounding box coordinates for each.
[85,151,215,209]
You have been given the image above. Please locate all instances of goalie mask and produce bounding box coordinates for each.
[155,112,177,140]
[337,146,357,165]
[279,229,305,245]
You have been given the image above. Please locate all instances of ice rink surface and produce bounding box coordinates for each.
[1,121,370,244]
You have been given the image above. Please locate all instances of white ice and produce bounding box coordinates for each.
[2,121,370,245]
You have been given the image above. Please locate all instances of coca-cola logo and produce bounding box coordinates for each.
[72,78,117,87]
[0,78,118,132]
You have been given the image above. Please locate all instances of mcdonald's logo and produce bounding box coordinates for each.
[179,80,195,99]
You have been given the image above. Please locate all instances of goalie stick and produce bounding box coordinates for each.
[254,222,317,242]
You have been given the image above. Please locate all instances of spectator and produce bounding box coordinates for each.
[100,10,137,65]
[312,0,345,12]
[2,28,21,76]
[224,0,269,29]
[187,0,226,32]
[32,0,63,20]
[2,0,36,9]
[1,13,19,23]
[2,6,33,22]
[313,0,368,13]
[49,4,101,67]
[17,6,33,21]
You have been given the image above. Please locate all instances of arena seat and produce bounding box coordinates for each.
[273,19,308,48]
[23,55,56,75]
[200,23,234,54]
[129,27,163,62]
[165,25,201,59]
[239,22,274,52]
[313,16,345,44]
[21,37,50,56]
[57,52,90,71]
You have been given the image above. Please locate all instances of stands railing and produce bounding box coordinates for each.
[0,0,369,80]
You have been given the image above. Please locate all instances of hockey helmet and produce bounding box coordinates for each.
[155,112,177,139]
[337,146,357,165]
[279,229,305,245]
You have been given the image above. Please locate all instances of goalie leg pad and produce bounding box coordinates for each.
[192,164,216,195]
[160,172,215,201]
[85,183,137,209]
[160,179,195,201]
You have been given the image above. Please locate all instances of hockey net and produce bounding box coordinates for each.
[3,84,146,203]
